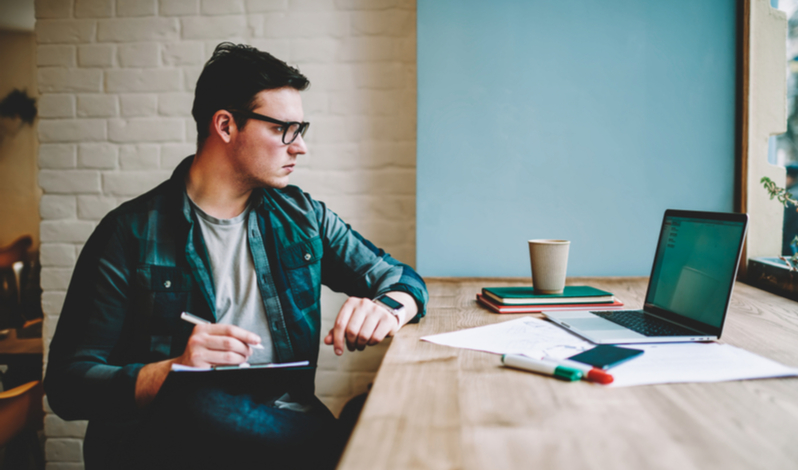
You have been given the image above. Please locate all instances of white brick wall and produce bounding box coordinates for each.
[37,0,417,466]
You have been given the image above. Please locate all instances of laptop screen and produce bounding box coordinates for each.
[645,214,747,330]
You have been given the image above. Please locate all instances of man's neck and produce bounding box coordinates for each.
[186,150,252,220]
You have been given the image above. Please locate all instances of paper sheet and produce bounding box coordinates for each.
[420,317,798,387]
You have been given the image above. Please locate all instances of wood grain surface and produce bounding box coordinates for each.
[337,278,798,470]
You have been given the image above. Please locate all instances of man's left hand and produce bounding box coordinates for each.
[324,292,416,355]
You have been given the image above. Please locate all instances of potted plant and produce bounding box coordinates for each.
[746,176,798,300]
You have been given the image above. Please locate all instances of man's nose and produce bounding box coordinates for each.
[289,134,307,155]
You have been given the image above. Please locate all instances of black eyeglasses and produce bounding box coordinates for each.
[228,110,310,145]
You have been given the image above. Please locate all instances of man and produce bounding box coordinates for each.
[44,43,428,469]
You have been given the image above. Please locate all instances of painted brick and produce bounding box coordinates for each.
[118,43,160,68]
[45,462,85,470]
[262,12,350,38]
[39,95,76,119]
[300,89,328,114]
[41,268,74,290]
[315,370,352,397]
[42,292,67,316]
[161,143,195,169]
[248,39,292,61]
[37,45,76,67]
[36,20,96,44]
[334,0,401,9]
[40,195,77,220]
[351,63,408,90]
[39,142,77,168]
[39,68,103,93]
[291,37,339,64]
[201,0,245,15]
[337,37,399,62]
[76,95,118,118]
[45,416,88,439]
[289,0,335,10]
[77,195,119,219]
[40,170,102,195]
[351,11,414,37]
[245,0,288,13]
[157,92,192,116]
[97,18,180,42]
[160,0,199,16]
[119,144,161,170]
[78,143,119,169]
[292,63,354,91]
[162,42,205,66]
[38,119,107,143]
[102,171,171,196]
[35,0,73,18]
[116,0,156,17]
[77,44,115,67]
[181,16,247,39]
[106,69,182,93]
[120,94,158,117]
[182,65,202,91]
[45,438,83,462]
[184,117,198,143]
[40,221,96,243]
[75,0,113,18]
[108,118,184,143]
[40,244,77,267]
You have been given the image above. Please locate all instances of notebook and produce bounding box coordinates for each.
[544,209,749,344]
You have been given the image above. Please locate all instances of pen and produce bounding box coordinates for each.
[501,354,582,381]
[541,357,614,384]
[180,312,264,349]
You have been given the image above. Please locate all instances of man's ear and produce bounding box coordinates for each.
[211,110,236,144]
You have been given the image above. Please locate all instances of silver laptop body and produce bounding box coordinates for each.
[544,209,749,344]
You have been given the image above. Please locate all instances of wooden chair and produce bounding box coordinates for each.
[0,380,44,469]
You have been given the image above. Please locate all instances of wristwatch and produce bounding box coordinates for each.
[372,294,405,326]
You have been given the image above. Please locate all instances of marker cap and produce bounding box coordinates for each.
[586,368,614,384]
[553,366,582,381]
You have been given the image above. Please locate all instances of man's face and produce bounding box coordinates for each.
[230,87,307,190]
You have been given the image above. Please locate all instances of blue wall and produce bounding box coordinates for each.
[417,0,738,277]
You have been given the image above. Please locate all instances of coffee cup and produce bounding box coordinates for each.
[528,240,570,294]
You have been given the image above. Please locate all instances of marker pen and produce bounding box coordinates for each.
[501,354,582,381]
[541,357,614,384]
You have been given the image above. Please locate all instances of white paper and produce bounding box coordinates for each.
[421,316,595,358]
[170,360,310,372]
[420,317,798,387]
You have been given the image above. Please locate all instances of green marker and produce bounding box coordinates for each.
[501,354,582,381]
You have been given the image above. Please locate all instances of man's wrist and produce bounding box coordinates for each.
[372,294,405,329]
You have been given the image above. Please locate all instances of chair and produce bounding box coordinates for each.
[0,380,44,469]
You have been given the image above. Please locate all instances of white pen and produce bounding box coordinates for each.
[180,311,264,349]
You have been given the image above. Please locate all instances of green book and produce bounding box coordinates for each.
[481,286,614,305]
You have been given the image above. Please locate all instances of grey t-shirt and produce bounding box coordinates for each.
[191,201,275,364]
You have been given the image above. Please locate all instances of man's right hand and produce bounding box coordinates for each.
[175,323,261,368]
[135,323,261,408]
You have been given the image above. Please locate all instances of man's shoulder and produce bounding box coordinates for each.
[101,178,178,227]
[266,184,318,212]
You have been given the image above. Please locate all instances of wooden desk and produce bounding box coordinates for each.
[338,277,798,470]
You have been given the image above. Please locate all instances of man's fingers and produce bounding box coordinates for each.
[332,299,357,355]
[355,315,380,350]
[367,317,396,346]
[344,305,367,352]
[203,323,262,348]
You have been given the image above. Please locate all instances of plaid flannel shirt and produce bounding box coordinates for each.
[45,155,427,425]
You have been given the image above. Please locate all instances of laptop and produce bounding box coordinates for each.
[544,209,749,344]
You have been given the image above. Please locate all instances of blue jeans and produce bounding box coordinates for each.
[95,378,345,470]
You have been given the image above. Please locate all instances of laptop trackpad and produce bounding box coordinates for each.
[564,318,626,331]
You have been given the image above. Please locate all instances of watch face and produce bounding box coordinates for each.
[376,295,403,310]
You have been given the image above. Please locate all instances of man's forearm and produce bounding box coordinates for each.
[135,359,176,409]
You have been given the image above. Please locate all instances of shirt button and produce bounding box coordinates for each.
[164,280,171,288]
[304,253,311,261]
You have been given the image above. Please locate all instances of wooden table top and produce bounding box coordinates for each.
[338,277,798,470]
[0,328,43,357]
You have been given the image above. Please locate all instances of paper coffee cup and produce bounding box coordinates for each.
[528,240,570,294]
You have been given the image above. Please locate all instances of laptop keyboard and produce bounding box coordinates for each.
[589,310,698,337]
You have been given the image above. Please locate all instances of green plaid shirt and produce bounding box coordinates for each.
[45,155,427,423]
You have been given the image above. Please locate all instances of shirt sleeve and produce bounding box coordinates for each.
[44,214,144,421]
[312,198,428,322]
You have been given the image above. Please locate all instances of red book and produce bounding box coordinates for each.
[476,293,625,314]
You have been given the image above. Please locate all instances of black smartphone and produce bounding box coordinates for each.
[567,345,644,370]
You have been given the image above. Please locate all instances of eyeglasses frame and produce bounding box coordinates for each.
[226,109,310,145]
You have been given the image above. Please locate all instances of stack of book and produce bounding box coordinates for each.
[476,286,624,314]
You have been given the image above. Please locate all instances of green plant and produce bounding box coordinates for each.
[760,176,798,270]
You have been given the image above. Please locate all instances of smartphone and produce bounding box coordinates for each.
[567,345,643,370]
